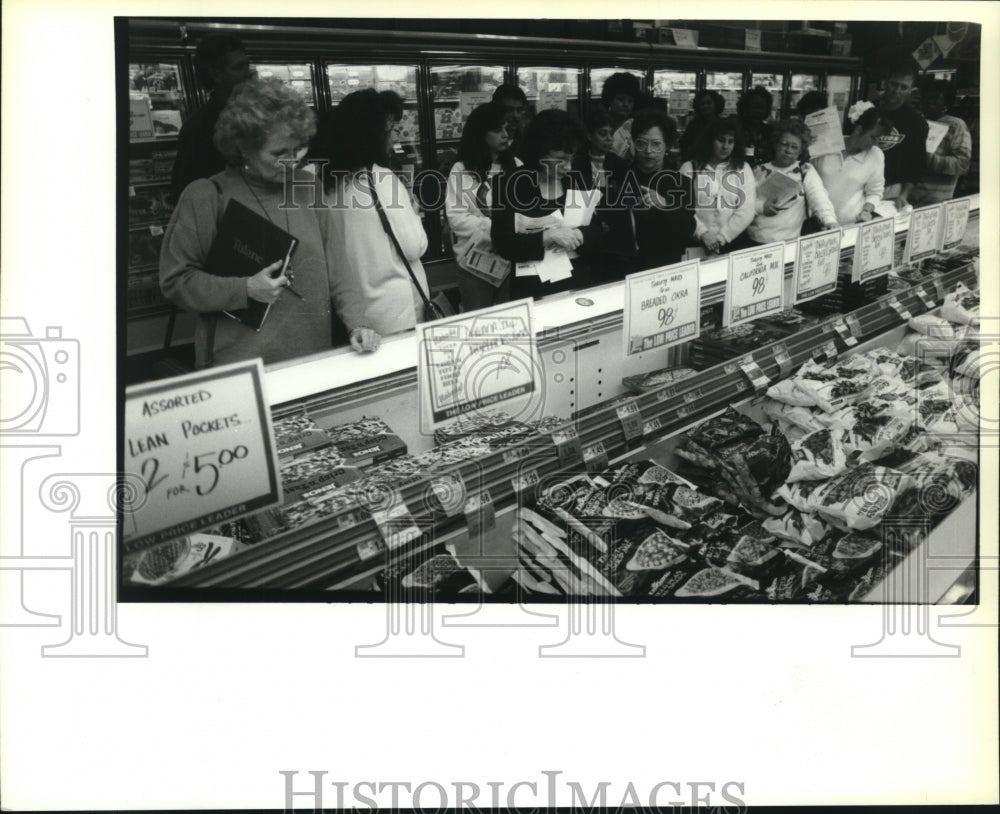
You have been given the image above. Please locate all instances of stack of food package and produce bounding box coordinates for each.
[511,279,980,602]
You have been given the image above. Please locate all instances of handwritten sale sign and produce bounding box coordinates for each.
[122,359,282,553]
[905,204,944,264]
[725,243,785,327]
[794,228,842,304]
[852,216,895,283]
[623,259,701,356]
[418,299,538,427]
[940,196,971,252]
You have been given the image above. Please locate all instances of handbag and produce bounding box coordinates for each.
[365,169,455,321]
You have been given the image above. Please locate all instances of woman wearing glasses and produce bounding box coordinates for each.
[491,109,597,300]
[746,119,838,246]
[628,109,701,270]
[160,78,359,369]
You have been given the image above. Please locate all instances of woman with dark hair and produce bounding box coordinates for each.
[445,102,520,311]
[679,89,725,163]
[602,71,642,160]
[679,117,756,254]
[160,78,365,368]
[490,109,598,299]
[747,119,838,244]
[737,86,775,166]
[572,105,630,190]
[628,109,700,270]
[812,102,888,225]
[322,89,430,338]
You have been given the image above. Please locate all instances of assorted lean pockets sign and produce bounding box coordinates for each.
[122,359,282,553]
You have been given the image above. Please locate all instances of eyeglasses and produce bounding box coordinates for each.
[634,139,666,153]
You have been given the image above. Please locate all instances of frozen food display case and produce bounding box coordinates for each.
[127,59,189,320]
[121,196,982,603]
[653,69,698,132]
[705,70,745,115]
[788,72,821,116]
[253,62,317,106]
[325,63,424,183]
[517,66,582,119]
[750,72,785,120]
[589,66,646,101]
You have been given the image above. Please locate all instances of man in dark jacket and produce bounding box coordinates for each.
[877,62,929,210]
[170,35,254,197]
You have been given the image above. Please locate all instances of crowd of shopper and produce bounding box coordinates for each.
[158,37,978,368]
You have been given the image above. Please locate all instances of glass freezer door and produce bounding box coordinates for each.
[653,69,697,133]
[429,63,504,152]
[788,73,821,117]
[254,62,317,106]
[705,71,745,116]
[589,66,646,102]
[128,62,187,142]
[517,66,582,120]
[826,74,853,124]
[325,63,422,180]
[750,72,785,121]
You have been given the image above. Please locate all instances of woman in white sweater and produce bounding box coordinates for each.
[445,102,520,311]
[679,116,757,254]
[747,119,839,245]
[812,102,887,225]
[320,89,430,341]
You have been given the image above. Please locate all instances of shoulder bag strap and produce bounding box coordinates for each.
[362,168,433,310]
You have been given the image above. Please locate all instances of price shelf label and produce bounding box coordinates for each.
[616,401,644,441]
[724,242,785,327]
[122,360,282,553]
[794,228,841,304]
[905,204,944,264]
[511,468,540,497]
[772,344,794,378]
[623,259,700,357]
[941,197,971,252]
[883,296,912,322]
[738,356,770,395]
[831,318,858,348]
[551,426,584,468]
[430,475,467,518]
[583,442,609,473]
[465,489,496,538]
[916,285,937,311]
[370,499,422,551]
[852,216,895,283]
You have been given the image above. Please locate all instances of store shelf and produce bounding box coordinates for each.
[158,255,979,594]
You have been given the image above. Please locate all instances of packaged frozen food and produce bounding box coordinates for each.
[812,463,914,531]
[786,427,848,482]
[907,314,955,339]
[762,510,830,548]
[939,282,980,326]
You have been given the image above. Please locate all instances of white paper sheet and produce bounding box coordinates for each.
[804,106,846,157]
[562,187,602,227]
[926,120,949,153]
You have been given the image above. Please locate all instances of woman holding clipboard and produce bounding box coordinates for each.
[160,78,373,369]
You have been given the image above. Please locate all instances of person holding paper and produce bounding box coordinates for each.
[812,102,888,225]
[910,81,972,206]
[679,117,756,254]
[446,102,520,311]
[746,120,838,245]
[627,109,701,270]
[491,109,595,299]
[160,78,363,370]
[603,72,642,161]
[876,62,929,210]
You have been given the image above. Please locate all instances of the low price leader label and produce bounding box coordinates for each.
[623,259,700,357]
[724,242,785,328]
[122,359,282,553]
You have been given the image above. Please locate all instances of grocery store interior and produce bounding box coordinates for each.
[121,18,985,603]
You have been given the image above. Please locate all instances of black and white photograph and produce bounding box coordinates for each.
[1,1,997,810]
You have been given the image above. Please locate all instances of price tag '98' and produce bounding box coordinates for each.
[623,259,701,357]
[725,242,785,327]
